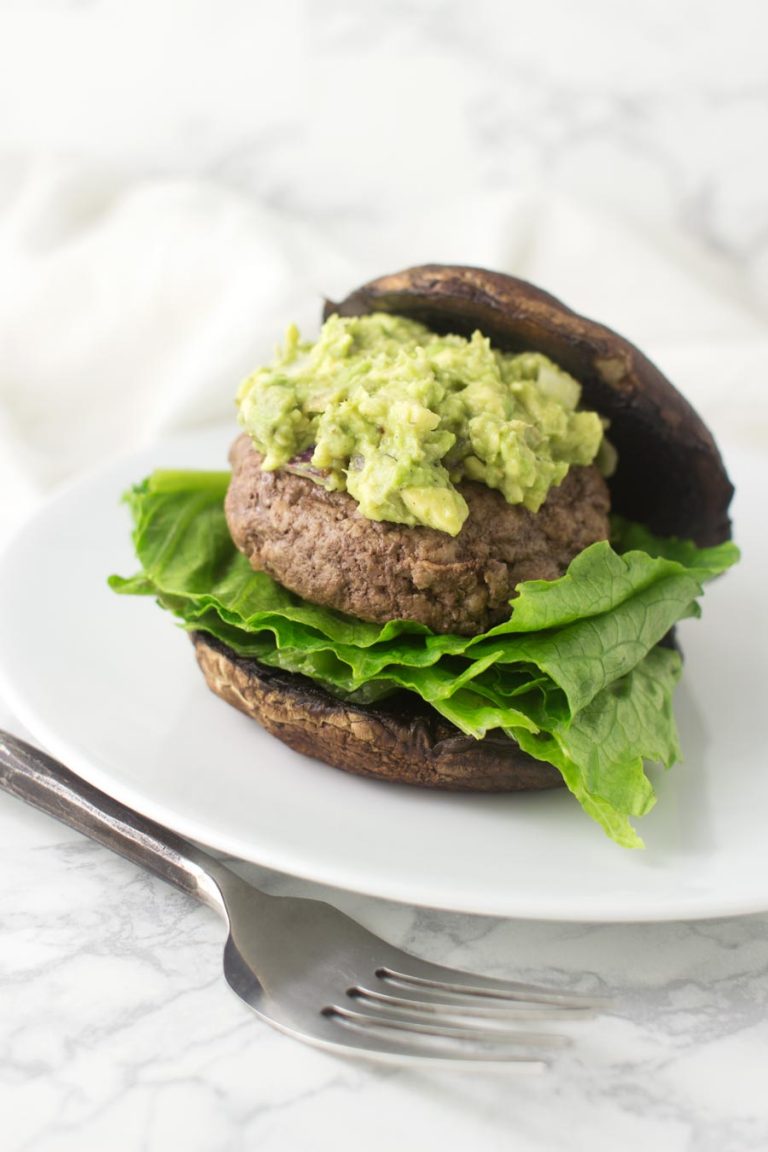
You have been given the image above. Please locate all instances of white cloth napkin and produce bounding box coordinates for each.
[1,153,766,539]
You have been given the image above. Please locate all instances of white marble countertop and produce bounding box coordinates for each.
[3,695,768,1152]
[1,2,768,1149]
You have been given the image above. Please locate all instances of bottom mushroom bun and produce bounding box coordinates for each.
[193,633,562,791]
[111,265,739,848]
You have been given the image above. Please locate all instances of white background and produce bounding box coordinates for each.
[1,3,767,1150]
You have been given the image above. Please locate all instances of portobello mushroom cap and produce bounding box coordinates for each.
[193,633,562,790]
[326,264,734,547]
[194,265,734,791]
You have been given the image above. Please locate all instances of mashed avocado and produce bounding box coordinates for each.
[237,313,606,535]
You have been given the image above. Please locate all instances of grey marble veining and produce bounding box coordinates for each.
[1,1,767,286]
[2,764,768,1152]
[1,1,767,1148]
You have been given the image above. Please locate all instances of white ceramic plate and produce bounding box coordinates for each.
[0,426,764,920]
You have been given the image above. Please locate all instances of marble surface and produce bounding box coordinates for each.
[3,697,768,1152]
[1,1,768,1149]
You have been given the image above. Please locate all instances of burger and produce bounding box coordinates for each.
[111,265,739,847]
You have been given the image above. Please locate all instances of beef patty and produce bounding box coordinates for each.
[226,433,611,636]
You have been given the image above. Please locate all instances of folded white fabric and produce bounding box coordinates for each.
[1,153,765,538]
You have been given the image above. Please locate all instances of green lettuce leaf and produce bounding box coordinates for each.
[110,470,738,849]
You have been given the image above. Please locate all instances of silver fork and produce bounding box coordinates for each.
[0,730,607,1070]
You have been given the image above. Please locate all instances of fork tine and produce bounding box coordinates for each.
[325,1004,569,1048]
[311,1008,551,1070]
[376,962,611,1010]
[349,984,594,1023]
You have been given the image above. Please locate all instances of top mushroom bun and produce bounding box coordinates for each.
[328,265,733,546]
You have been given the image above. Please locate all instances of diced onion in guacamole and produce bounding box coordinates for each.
[237,313,606,536]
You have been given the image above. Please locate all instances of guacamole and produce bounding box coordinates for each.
[237,313,606,535]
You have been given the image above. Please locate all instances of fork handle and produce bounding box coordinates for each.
[0,730,231,916]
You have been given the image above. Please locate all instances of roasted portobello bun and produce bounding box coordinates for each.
[111,265,739,847]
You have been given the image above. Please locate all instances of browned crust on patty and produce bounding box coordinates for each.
[193,633,563,791]
[326,264,734,546]
[226,434,610,636]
